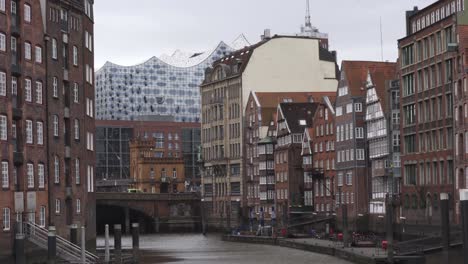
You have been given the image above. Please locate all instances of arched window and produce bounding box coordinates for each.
[74,119,79,140]
[52,38,58,59]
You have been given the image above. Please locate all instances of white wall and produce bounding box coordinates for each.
[242,37,338,107]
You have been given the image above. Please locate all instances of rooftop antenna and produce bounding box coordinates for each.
[305,0,312,27]
[380,16,384,61]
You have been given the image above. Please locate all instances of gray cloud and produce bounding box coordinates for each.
[94,0,434,69]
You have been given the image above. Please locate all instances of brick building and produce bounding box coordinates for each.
[129,139,185,194]
[398,0,466,225]
[334,61,396,230]
[0,0,96,257]
[244,91,335,221]
[302,96,336,215]
[275,103,319,221]
[95,119,201,192]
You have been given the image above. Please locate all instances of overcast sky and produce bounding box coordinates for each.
[94,0,434,70]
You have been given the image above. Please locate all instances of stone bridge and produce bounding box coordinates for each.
[96,192,202,234]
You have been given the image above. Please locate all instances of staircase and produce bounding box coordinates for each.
[20,222,100,264]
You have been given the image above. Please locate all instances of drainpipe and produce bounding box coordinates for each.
[44,34,52,226]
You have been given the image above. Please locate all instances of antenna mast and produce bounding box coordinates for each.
[305,0,312,27]
[380,16,384,61]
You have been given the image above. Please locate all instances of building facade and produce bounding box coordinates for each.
[95,119,200,192]
[0,0,96,256]
[129,139,185,194]
[94,36,250,122]
[334,61,396,230]
[398,0,465,225]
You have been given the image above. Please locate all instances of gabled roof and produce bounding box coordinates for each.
[367,63,397,112]
[301,128,314,156]
[340,61,396,97]
[278,103,319,134]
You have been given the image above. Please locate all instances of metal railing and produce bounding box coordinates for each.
[21,221,99,264]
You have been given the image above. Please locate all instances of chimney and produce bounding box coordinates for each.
[261,29,271,40]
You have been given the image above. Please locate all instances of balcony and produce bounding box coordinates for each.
[13,152,24,165]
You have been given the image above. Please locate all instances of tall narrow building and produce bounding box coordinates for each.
[0,0,96,257]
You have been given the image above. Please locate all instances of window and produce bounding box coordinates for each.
[35,81,42,104]
[336,107,342,116]
[54,156,59,183]
[39,206,46,227]
[74,119,79,140]
[35,46,42,63]
[52,77,58,98]
[27,163,34,188]
[76,199,81,214]
[0,33,5,52]
[0,115,6,140]
[0,71,5,97]
[38,163,44,188]
[87,165,94,192]
[52,38,57,59]
[1,161,8,188]
[355,103,362,112]
[73,46,78,66]
[11,36,16,52]
[0,0,4,12]
[25,78,32,102]
[172,168,177,178]
[55,199,60,214]
[24,42,31,60]
[75,159,80,184]
[86,98,94,117]
[10,1,15,14]
[87,132,94,151]
[346,103,353,113]
[355,127,364,138]
[24,4,31,22]
[53,115,59,137]
[26,120,33,144]
[356,149,365,160]
[36,121,43,145]
[346,172,353,185]
[2,208,10,231]
[73,83,79,103]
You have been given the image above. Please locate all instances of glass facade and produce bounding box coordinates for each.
[95,42,241,122]
[182,128,201,189]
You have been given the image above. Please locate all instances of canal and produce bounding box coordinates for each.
[98,234,352,264]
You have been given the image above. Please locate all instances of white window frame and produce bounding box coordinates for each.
[35,81,42,104]
[24,4,31,22]
[24,42,31,60]
[0,33,5,52]
[39,206,46,227]
[0,115,7,140]
[356,149,365,160]
[76,199,81,213]
[2,208,10,231]
[52,77,58,98]
[75,158,80,184]
[74,119,79,140]
[35,46,42,63]
[1,161,8,188]
[73,46,78,66]
[0,71,5,96]
[54,156,59,183]
[27,163,34,188]
[38,163,45,188]
[73,83,79,103]
[52,38,57,60]
[355,103,362,112]
[25,78,32,102]
[37,121,43,145]
[53,115,59,137]
[55,199,60,214]
[0,0,5,12]
[26,120,33,144]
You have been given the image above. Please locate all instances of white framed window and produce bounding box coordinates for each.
[53,115,59,137]
[356,127,364,138]
[35,81,42,104]
[35,46,42,63]
[26,120,33,144]
[52,38,57,59]
[73,46,78,66]
[54,156,59,183]
[0,0,5,12]
[75,159,80,184]
[355,103,362,112]
[25,78,32,102]
[0,33,5,52]
[86,132,94,151]
[73,83,79,103]
[336,106,343,116]
[39,206,46,227]
[27,163,34,188]
[76,199,81,213]
[0,71,5,96]
[24,42,31,60]
[74,119,79,140]
[0,115,6,140]
[86,98,93,117]
[38,163,44,188]
[11,77,17,95]
[52,77,58,98]
[356,149,365,160]
[87,165,94,192]
[55,199,60,214]
[36,121,43,145]
[1,161,8,188]
[24,4,31,22]
[2,208,10,231]
[10,1,15,14]
[10,36,16,52]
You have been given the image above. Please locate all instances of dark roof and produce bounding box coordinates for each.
[369,63,397,112]
[279,103,319,133]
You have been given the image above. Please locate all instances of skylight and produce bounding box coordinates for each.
[299,120,307,125]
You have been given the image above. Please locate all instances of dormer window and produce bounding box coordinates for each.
[299,120,306,126]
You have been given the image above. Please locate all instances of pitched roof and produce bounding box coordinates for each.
[278,103,319,133]
[368,63,397,112]
[340,61,396,97]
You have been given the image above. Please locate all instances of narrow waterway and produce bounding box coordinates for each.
[98,234,352,264]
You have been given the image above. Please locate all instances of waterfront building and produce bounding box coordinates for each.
[94,36,250,122]
[95,119,200,192]
[398,0,467,225]
[129,139,186,193]
[302,97,336,215]
[0,0,95,256]
[334,61,395,230]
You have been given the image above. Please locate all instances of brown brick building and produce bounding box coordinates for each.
[398,0,465,225]
[0,0,96,257]
[302,97,336,215]
[129,139,186,194]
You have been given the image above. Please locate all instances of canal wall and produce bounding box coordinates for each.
[222,235,385,264]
